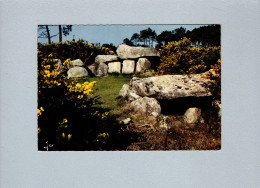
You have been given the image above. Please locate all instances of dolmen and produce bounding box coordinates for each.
[87,44,159,76]
[119,72,221,128]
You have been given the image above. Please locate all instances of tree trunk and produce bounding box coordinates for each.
[45,25,51,44]
[59,25,62,42]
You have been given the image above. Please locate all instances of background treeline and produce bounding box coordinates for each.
[122,24,220,48]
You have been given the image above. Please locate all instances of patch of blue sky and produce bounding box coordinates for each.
[38,24,207,46]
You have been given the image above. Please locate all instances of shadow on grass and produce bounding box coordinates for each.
[38,95,141,151]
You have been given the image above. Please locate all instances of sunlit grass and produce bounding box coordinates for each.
[80,74,132,112]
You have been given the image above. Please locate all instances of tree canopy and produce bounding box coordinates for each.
[38,25,73,44]
[123,25,220,48]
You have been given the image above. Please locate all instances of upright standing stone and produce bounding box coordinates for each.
[108,62,121,74]
[96,62,108,76]
[122,60,135,74]
[136,58,151,73]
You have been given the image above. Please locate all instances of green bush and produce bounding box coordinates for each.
[38,40,109,66]
[157,37,220,75]
[204,59,221,99]
[38,54,110,150]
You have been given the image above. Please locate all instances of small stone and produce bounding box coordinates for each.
[183,108,202,124]
[54,59,62,70]
[118,84,130,98]
[121,118,131,125]
[151,112,159,117]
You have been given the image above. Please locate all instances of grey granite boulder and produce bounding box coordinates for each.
[87,65,97,75]
[122,60,135,74]
[108,61,121,74]
[118,84,130,98]
[87,62,108,76]
[130,97,161,117]
[70,59,84,67]
[95,55,118,64]
[127,92,141,102]
[96,62,108,76]
[136,58,151,73]
[129,74,213,99]
[54,59,62,70]
[67,67,88,79]
[183,108,202,124]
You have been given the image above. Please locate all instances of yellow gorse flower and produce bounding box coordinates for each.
[68,134,72,141]
[67,81,96,97]
[37,109,42,116]
[63,118,68,123]
[63,58,71,68]
[78,95,83,99]
[38,107,44,116]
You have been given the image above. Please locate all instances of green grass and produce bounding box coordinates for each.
[79,74,132,112]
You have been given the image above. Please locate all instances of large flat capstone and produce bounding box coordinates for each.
[116,44,159,59]
[128,74,213,99]
[95,55,118,64]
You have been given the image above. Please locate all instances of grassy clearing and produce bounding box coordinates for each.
[79,74,132,113]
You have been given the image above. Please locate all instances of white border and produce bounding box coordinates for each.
[1,0,260,187]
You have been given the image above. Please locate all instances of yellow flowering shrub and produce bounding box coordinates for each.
[204,59,221,98]
[37,107,44,116]
[157,37,220,75]
[38,54,110,150]
[63,58,71,68]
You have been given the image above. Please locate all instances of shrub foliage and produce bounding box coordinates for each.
[37,40,109,66]
[157,37,220,75]
[38,53,110,150]
[204,59,221,99]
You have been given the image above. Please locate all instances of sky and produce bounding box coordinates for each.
[38,25,206,47]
